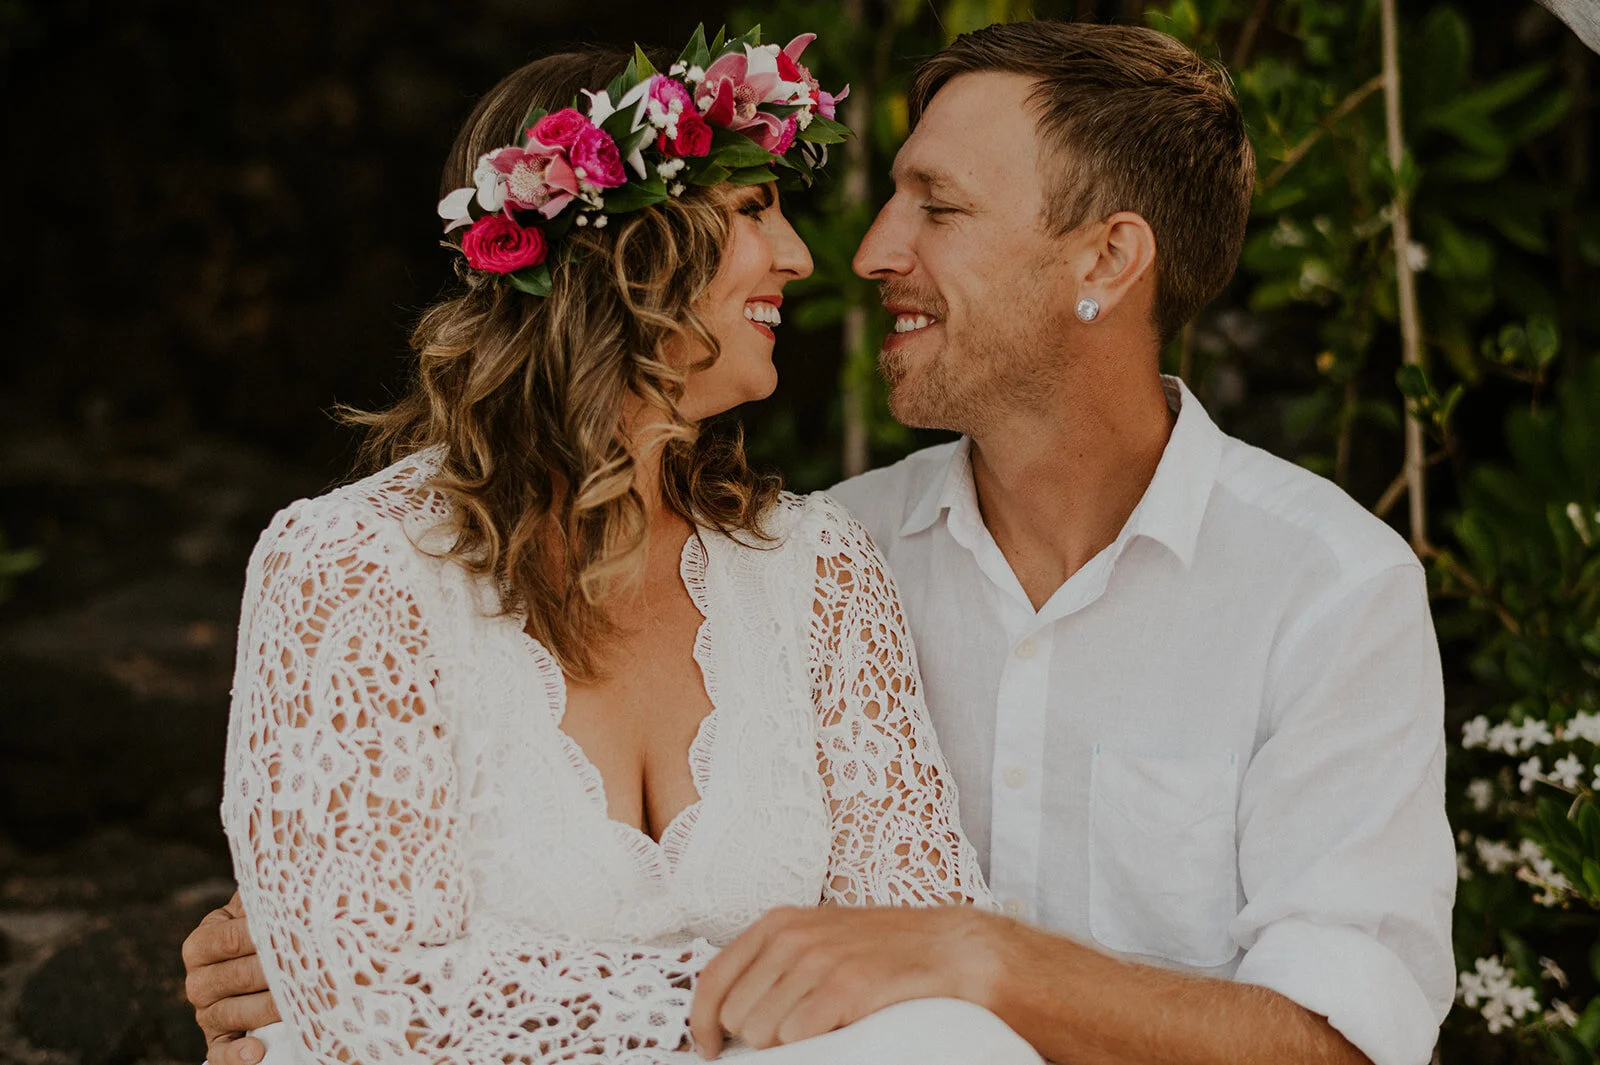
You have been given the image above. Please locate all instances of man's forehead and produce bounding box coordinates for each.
[892,72,1043,193]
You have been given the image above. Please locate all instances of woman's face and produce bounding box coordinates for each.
[674,184,814,422]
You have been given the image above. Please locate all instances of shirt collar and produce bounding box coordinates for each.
[896,375,1223,568]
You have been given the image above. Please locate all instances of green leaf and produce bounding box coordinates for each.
[633,44,657,79]
[1575,994,1600,1049]
[712,136,779,169]
[600,105,641,142]
[1396,364,1430,401]
[679,24,711,71]
[798,122,848,146]
[801,114,852,144]
[689,163,732,186]
[1538,795,1585,853]
[1507,88,1572,143]
[1546,1028,1594,1065]
[1584,857,1600,899]
[602,178,669,213]
[1528,314,1561,366]
[724,166,779,187]
[1580,802,1600,852]
[508,264,553,297]
[710,25,728,55]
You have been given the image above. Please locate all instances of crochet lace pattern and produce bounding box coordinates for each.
[222,451,991,1063]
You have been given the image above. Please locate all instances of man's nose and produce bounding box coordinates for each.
[853,201,914,279]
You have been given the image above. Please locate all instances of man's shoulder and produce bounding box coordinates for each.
[1210,432,1419,584]
[827,439,963,546]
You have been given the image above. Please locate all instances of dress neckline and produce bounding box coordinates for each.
[512,527,722,881]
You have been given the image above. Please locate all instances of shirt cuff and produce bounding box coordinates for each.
[1232,917,1441,1065]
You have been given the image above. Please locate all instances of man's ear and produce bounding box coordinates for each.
[1071,211,1157,323]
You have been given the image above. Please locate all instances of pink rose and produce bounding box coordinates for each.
[461,214,547,274]
[569,125,627,188]
[647,74,695,113]
[529,108,589,149]
[658,111,713,157]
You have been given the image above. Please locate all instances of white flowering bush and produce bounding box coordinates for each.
[1444,360,1600,1061]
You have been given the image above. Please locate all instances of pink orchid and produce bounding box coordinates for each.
[696,41,812,149]
[488,145,581,219]
[816,85,849,120]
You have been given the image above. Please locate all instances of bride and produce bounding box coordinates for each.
[213,28,1041,1065]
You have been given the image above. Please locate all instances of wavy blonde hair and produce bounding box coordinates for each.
[347,49,781,681]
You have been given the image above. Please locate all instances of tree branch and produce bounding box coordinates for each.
[1260,74,1384,193]
[1381,0,1428,553]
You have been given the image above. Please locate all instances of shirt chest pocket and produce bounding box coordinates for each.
[1089,744,1240,968]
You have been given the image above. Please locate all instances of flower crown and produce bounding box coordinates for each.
[436,25,851,297]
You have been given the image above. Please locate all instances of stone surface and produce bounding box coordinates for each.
[14,905,209,1065]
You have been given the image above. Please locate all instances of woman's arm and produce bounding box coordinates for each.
[223,500,714,1065]
[804,500,992,908]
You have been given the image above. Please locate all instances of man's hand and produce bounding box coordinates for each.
[181,891,278,1065]
[688,905,1003,1058]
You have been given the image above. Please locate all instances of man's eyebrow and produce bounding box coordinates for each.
[894,163,974,199]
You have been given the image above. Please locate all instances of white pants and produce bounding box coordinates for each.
[246,998,1044,1064]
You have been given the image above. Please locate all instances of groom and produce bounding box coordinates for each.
[185,20,1454,1065]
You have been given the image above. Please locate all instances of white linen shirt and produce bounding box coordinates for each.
[829,376,1456,1065]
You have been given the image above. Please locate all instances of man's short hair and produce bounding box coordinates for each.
[910,21,1255,345]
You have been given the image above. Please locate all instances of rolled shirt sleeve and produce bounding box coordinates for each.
[1231,563,1456,1065]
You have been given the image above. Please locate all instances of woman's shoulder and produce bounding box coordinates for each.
[755,490,888,571]
[249,449,455,579]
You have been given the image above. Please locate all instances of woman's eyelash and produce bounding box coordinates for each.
[739,200,768,218]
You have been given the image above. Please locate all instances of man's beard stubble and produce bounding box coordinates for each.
[876,278,1063,437]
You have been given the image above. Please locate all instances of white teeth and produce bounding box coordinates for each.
[894,313,935,333]
[743,301,782,326]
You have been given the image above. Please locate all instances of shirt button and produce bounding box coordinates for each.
[1014,638,1037,660]
[1001,897,1026,919]
[1002,765,1028,789]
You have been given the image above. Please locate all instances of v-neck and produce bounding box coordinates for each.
[512,528,722,880]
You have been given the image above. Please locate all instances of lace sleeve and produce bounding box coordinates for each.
[221,501,714,1064]
[805,499,993,909]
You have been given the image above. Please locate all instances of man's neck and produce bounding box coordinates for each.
[967,371,1177,611]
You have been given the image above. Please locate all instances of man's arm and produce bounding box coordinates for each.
[181,892,275,1065]
[690,904,1365,1064]
[981,916,1369,1064]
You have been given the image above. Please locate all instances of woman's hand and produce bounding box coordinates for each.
[181,891,278,1065]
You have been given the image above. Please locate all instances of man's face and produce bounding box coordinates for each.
[853,72,1077,435]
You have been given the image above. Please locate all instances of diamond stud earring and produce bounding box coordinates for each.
[1075,297,1100,322]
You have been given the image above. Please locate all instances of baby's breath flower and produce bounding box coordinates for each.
[1550,754,1585,790]
[1476,838,1518,874]
[1459,956,1542,1034]
[1519,719,1556,751]
[1487,721,1520,754]
[1570,710,1600,744]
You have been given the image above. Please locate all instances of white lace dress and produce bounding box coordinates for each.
[220,452,1002,1065]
